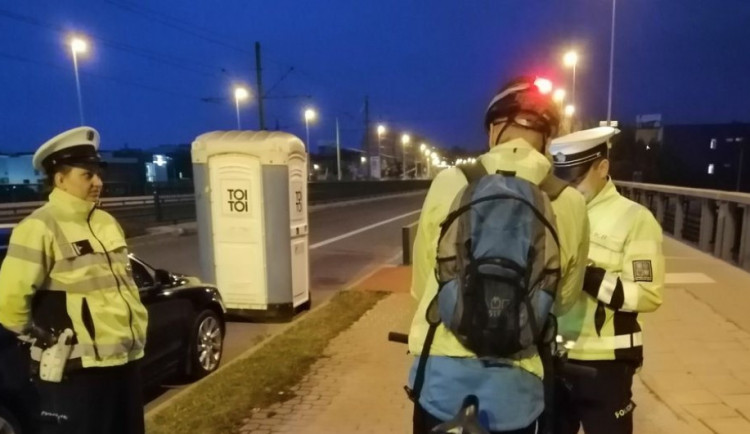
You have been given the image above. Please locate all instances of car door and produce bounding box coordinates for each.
[129,257,191,385]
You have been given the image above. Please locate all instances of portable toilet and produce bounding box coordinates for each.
[191,130,310,320]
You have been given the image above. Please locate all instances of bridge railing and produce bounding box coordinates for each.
[616,181,750,271]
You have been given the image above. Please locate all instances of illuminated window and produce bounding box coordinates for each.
[710,138,717,149]
[708,164,715,175]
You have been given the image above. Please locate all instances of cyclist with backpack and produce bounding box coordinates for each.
[550,127,665,434]
[407,76,590,434]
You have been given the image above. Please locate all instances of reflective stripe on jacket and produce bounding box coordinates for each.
[558,180,664,361]
[0,188,148,368]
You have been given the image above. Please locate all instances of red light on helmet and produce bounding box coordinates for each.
[534,78,553,95]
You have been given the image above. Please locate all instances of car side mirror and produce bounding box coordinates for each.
[154,269,172,286]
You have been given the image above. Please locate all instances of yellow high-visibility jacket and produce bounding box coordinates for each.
[558,180,664,362]
[0,188,148,368]
[408,138,590,377]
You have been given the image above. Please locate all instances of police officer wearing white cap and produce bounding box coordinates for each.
[549,127,665,434]
[0,127,149,433]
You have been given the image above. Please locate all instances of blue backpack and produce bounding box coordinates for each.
[410,163,567,400]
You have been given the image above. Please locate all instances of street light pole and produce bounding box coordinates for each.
[607,0,617,124]
[72,51,84,125]
[376,124,386,179]
[70,37,88,126]
[563,51,578,126]
[572,62,577,110]
[235,98,241,129]
[305,119,310,149]
[304,108,317,180]
[336,117,342,181]
[401,134,410,180]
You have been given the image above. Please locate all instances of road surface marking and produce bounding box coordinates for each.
[310,210,420,250]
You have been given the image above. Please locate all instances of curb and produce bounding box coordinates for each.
[144,260,396,422]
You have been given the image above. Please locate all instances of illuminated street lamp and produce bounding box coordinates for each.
[304,108,317,146]
[233,86,249,129]
[69,35,89,125]
[553,88,566,104]
[304,108,318,180]
[564,104,576,118]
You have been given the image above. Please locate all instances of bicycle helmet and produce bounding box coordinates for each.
[484,76,562,146]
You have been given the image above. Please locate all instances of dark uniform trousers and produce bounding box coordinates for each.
[555,360,638,434]
[35,360,144,434]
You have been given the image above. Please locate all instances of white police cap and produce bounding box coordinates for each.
[32,126,102,172]
[548,126,619,183]
[549,126,619,168]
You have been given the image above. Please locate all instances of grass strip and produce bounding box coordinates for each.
[147,290,387,434]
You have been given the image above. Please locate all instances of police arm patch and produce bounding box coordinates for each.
[632,260,653,282]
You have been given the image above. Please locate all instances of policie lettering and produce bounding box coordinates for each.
[614,401,635,419]
[227,189,248,213]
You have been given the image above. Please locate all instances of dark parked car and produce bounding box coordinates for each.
[0,225,226,434]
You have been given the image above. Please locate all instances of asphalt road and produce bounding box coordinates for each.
[132,193,425,411]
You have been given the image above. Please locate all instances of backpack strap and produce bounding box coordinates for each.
[539,173,570,201]
[457,162,488,184]
[408,296,441,403]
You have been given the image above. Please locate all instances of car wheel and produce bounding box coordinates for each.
[186,309,224,380]
[0,404,22,434]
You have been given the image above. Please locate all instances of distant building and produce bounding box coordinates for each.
[0,154,40,184]
[660,123,750,191]
[635,114,664,149]
[314,144,368,180]
[362,127,435,179]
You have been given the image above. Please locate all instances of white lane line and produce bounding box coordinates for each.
[310,210,420,250]
[665,273,716,284]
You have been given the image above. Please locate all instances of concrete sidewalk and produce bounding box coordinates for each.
[237,238,750,433]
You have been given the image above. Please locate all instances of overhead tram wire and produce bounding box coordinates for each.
[0,8,229,78]
[102,0,253,55]
[101,2,379,103]
[0,51,211,102]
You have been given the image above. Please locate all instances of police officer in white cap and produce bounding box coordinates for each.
[549,127,665,434]
[0,126,149,433]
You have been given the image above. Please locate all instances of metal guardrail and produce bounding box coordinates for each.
[0,181,431,238]
[398,181,750,273]
[616,181,750,270]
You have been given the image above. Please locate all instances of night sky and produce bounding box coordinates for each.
[1,0,749,154]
